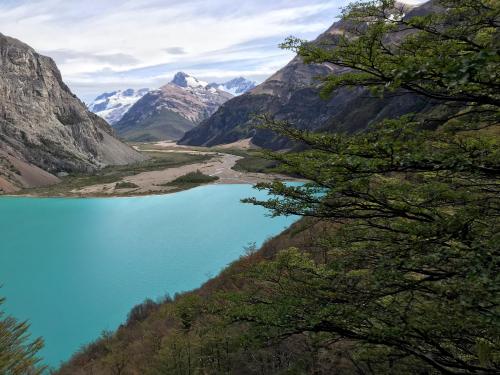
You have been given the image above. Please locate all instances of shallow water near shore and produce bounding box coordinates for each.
[0,184,297,369]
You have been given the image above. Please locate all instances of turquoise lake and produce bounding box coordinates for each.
[0,184,297,369]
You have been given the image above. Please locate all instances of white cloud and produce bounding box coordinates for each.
[0,0,426,101]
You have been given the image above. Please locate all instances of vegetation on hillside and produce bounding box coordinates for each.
[234,0,500,373]
[17,0,500,373]
[0,297,45,375]
[56,219,343,375]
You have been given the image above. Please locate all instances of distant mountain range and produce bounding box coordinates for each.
[87,75,256,141]
[88,88,149,125]
[111,72,235,142]
[208,77,256,96]
[0,33,145,193]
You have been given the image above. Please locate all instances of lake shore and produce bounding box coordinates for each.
[0,184,299,367]
[6,141,303,198]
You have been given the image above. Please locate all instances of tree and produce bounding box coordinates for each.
[0,296,45,374]
[222,1,500,374]
[101,331,130,375]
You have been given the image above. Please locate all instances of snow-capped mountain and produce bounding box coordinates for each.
[208,77,256,96]
[88,88,149,125]
[114,72,233,141]
[171,72,209,89]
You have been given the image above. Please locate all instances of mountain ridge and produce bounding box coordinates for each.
[114,72,233,142]
[208,77,257,96]
[0,32,145,192]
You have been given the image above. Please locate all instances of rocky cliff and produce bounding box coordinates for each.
[0,33,145,192]
[179,3,433,149]
[114,72,233,142]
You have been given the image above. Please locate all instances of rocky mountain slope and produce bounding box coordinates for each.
[179,4,432,149]
[114,72,233,142]
[208,77,256,96]
[88,88,149,125]
[0,33,145,192]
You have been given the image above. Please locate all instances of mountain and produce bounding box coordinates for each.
[208,77,256,96]
[88,88,149,125]
[0,33,145,192]
[179,6,432,149]
[114,72,233,142]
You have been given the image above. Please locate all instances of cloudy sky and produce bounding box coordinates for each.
[0,0,425,103]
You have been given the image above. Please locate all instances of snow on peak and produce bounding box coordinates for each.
[88,88,149,125]
[208,77,257,96]
[171,72,208,89]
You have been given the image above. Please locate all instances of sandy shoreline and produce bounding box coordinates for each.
[7,141,302,198]
[73,151,295,196]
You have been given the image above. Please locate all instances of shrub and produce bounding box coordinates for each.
[126,299,159,325]
[115,181,139,189]
[165,170,219,186]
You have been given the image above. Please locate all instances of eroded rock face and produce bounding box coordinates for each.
[0,33,145,189]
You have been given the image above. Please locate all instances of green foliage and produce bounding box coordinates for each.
[0,297,45,374]
[283,0,500,116]
[165,170,219,187]
[175,294,204,330]
[100,331,130,375]
[126,298,159,325]
[225,1,500,373]
[232,153,280,174]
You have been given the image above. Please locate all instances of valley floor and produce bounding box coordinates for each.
[9,141,300,198]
